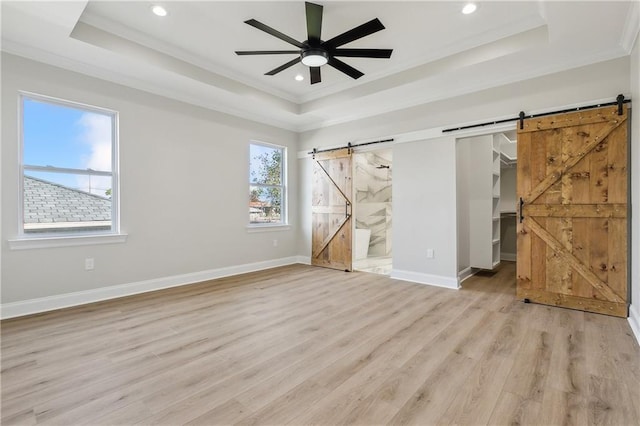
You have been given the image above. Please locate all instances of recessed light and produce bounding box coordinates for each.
[462,3,477,15]
[151,5,167,17]
[295,74,304,82]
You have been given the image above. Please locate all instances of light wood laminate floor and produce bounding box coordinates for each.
[2,262,639,425]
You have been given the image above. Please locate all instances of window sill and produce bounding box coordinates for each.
[246,224,291,233]
[8,233,128,250]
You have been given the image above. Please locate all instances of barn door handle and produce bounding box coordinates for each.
[345,201,351,218]
[519,197,524,223]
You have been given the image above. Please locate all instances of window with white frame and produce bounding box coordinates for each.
[20,93,119,235]
[249,142,286,225]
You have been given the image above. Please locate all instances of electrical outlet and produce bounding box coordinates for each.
[426,249,434,259]
[85,258,94,270]
[273,239,278,247]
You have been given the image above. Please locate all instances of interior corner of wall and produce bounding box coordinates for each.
[628,303,640,345]
[390,269,459,290]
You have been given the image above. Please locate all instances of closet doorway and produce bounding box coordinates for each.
[456,130,517,283]
[353,149,393,275]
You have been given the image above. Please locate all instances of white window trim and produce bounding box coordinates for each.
[248,140,288,228]
[9,233,128,250]
[15,91,123,248]
[245,224,291,233]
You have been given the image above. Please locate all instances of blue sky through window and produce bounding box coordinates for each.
[23,98,89,169]
[23,97,113,196]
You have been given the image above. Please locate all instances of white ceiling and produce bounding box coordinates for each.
[2,1,638,132]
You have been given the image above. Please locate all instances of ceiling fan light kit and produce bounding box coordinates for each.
[235,1,393,84]
[301,49,328,67]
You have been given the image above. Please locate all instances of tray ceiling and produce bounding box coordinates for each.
[1,1,637,131]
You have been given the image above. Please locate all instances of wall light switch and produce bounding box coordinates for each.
[85,258,95,270]
[427,249,434,259]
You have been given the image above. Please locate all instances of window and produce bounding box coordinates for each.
[19,93,119,236]
[249,142,286,225]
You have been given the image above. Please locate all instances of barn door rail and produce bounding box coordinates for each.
[310,138,394,157]
[442,94,630,133]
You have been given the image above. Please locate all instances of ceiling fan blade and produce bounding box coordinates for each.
[310,66,321,84]
[332,48,393,58]
[305,2,323,44]
[265,57,302,75]
[236,50,300,55]
[328,57,364,80]
[244,19,305,48]
[323,18,385,49]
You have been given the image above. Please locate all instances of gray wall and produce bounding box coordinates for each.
[393,137,458,282]
[1,53,299,304]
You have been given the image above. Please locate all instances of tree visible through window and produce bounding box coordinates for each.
[249,142,285,224]
[20,93,118,235]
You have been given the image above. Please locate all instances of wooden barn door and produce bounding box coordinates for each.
[311,148,353,271]
[516,105,629,317]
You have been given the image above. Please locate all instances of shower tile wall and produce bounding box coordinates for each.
[355,150,392,257]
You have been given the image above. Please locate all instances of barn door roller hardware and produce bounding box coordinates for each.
[616,94,625,115]
[442,94,631,134]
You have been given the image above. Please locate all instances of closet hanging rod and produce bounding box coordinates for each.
[309,138,394,156]
[442,94,630,134]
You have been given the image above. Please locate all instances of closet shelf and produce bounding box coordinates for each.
[469,133,502,271]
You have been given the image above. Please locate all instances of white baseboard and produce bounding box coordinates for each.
[390,269,459,290]
[629,304,640,346]
[296,255,311,265]
[501,252,517,261]
[1,256,301,319]
[457,267,475,284]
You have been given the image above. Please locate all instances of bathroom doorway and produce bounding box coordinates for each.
[353,149,392,275]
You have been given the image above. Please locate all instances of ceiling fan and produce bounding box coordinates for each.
[235,2,393,84]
